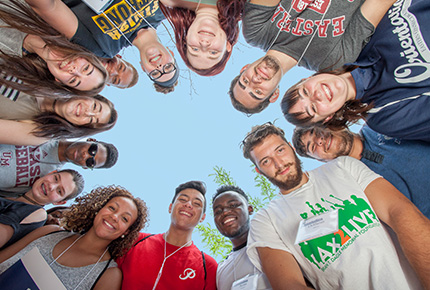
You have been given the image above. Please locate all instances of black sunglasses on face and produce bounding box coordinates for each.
[85,143,98,169]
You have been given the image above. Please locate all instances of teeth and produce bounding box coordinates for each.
[60,60,68,69]
[42,184,47,195]
[223,217,235,225]
[180,211,191,217]
[323,85,331,100]
[104,220,114,229]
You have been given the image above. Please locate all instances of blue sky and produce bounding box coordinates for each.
[57,23,344,253]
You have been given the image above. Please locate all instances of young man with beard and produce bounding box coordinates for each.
[212,185,272,290]
[0,169,84,249]
[241,122,430,289]
[229,0,396,114]
[117,181,217,290]
[0,139,117,196]
[292,125,430,218]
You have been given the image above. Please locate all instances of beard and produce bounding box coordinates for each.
[223,217,250,239]
[256,55,280,80]
[265,154,304,192]
[332,130,354,158]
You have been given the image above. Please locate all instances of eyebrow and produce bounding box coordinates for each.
[238,79,262,101]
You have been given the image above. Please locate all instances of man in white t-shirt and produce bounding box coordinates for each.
[212,185,271,290]
[240,122,430,289]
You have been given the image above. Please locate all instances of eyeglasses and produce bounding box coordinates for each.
[147,63,176,81]
[85,143,98,169]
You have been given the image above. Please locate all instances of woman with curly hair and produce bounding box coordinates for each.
[0,185,148,290]
[159,0,245,76]
[0,0,107,98]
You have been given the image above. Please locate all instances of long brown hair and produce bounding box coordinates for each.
[281,65,373,130]
[0,0,107,98]
[31,95,118,139]
[160,0,245,76]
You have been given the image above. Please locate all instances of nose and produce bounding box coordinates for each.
[251,73,262,83]
[273,156,282,169]
[316,135,325,146]
[111,212,119,222]
[199,38,210,48]
[48,182,59,193]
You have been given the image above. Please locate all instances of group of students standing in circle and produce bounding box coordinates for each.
[0,0,430,289]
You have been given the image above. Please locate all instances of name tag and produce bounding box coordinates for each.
[232,273,259,290]
[295,209,339,244]
[82,0,114,14]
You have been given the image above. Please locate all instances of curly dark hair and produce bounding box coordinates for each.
[159,0,245,76]
[281,65,373,130]
[62,185,148,259]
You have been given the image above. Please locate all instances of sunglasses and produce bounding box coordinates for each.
[86,143,98,169]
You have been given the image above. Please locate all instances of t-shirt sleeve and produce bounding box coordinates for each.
[247,208,292,272]
[203,253,218,290]
[242,2,279,51]
[70,21,110,58]
[337,156,381,191]
[320,9,374,70]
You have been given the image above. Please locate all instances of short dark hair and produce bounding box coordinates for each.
[212,185,249,203]
[292,126,314,159]
[153,80,178,94]
[58,169,85,201]
[242,123,288,166]
[228,72,272,115]
[172,180,207,213]
[97,141,119,169]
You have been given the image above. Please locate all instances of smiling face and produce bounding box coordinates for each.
[186,16,231,70]
[93,196,138,241]
[250,134,304,192]
[64,142,107,169]
[169,188,206,231]
[140,45,176,83]
[213,192,251,241]
[30,172,76,205]
[103,56,135,88]
[288,73,354,123]
[55,97,111,126]
[46,55,105,91]
[232,56,282,110]
[300,127,354,161]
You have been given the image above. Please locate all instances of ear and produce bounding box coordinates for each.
[248,205,254,215]
[240,65,249,74]
[168,204,172,214]
[53,200,67,206]
[167,48,175,57]
[54,78,61,83]
[323,114,334,124]
[106,83,111,86]
[226,41,232,53]
[289,142,295,152]
[255,166,261,174]
[269,88,280,103]
[199,213,206,223]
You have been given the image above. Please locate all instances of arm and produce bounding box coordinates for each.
[360,0,396,28]
[93,267,122,290]
[249,0,280,6]
[24,0,78,39]
[0,225,61,263]
[0,119,49,146]
[365,178,430,288]
[257,247,313,290]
